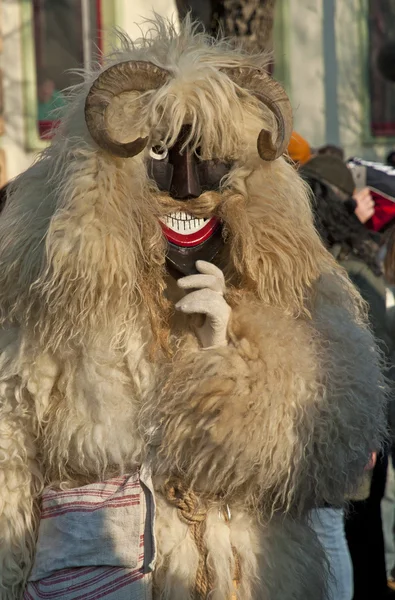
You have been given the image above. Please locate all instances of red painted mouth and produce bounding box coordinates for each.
[160,214,220,247]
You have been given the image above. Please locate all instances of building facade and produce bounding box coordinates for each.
[1,0,178,183]
[1,0,394,184]
[274,0,395,161]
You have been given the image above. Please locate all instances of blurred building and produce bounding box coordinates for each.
[0,0,177,183]
[273,0,395,161]
[1,0,395,185]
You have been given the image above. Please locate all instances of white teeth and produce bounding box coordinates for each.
[160,211,209,234]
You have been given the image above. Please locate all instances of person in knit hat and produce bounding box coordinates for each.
[318,144,345,161]
[302,153,375,224]
[302,154,355,197]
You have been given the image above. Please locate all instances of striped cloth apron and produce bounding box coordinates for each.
[24,466,156,600]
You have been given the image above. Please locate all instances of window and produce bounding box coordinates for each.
[368,0,395,136]
[33,0,102,139]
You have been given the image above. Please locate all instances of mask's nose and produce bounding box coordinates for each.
[168,126,201,200]
[169,147,201,200]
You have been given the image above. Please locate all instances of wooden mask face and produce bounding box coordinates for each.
[146,125,232,276]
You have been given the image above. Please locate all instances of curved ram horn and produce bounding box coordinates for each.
[85,61,170,158]
[221,67,293,161]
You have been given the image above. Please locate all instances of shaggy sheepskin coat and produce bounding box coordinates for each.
[0,19,387,600]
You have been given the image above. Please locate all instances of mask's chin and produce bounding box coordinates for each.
[160,211,224,278]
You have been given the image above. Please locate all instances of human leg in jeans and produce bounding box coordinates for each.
[382,450,395,581]
[309,507,353,600]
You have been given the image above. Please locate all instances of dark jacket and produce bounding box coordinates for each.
[334,248,393,358]
[301,171,393,356]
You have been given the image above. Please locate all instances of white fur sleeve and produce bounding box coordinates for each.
[147,276,387,515]
[0,334,42,599]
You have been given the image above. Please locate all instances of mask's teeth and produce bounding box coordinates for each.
[192,218,205,229]
[161,213,210,233]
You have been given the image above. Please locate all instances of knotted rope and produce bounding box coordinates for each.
[163,479,241,599]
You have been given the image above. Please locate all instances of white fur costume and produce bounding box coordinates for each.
[0,18,387,600]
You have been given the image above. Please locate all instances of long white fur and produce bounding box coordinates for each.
[0,16,387,600]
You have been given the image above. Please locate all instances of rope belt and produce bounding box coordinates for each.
[163,479,241,600]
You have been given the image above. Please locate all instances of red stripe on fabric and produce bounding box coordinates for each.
[42,494,140,512]
[29,566,132,598]
[41,490,140,508]
[42,480,139,502]
[29,569,146,600]
[39,567,97,586]
[82,570,145,600]
[41,499,140,519]
[42,494,140,511]
[43,490,118,502]
[29,568,117,598]
[42,495,140,508]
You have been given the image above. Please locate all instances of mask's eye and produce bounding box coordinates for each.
[149,144,168,161]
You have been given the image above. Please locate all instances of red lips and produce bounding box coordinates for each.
[160,216,220,247]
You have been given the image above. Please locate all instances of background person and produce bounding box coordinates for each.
[301,154,394,600]
[37,76,66,121]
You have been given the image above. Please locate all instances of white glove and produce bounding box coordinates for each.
[175,261,231,349]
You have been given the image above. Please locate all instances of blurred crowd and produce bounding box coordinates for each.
[288,131,395,600]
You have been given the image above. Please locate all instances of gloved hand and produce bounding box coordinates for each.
[175,261,231,349]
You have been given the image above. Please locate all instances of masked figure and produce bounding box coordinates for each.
[0,18,387,600]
